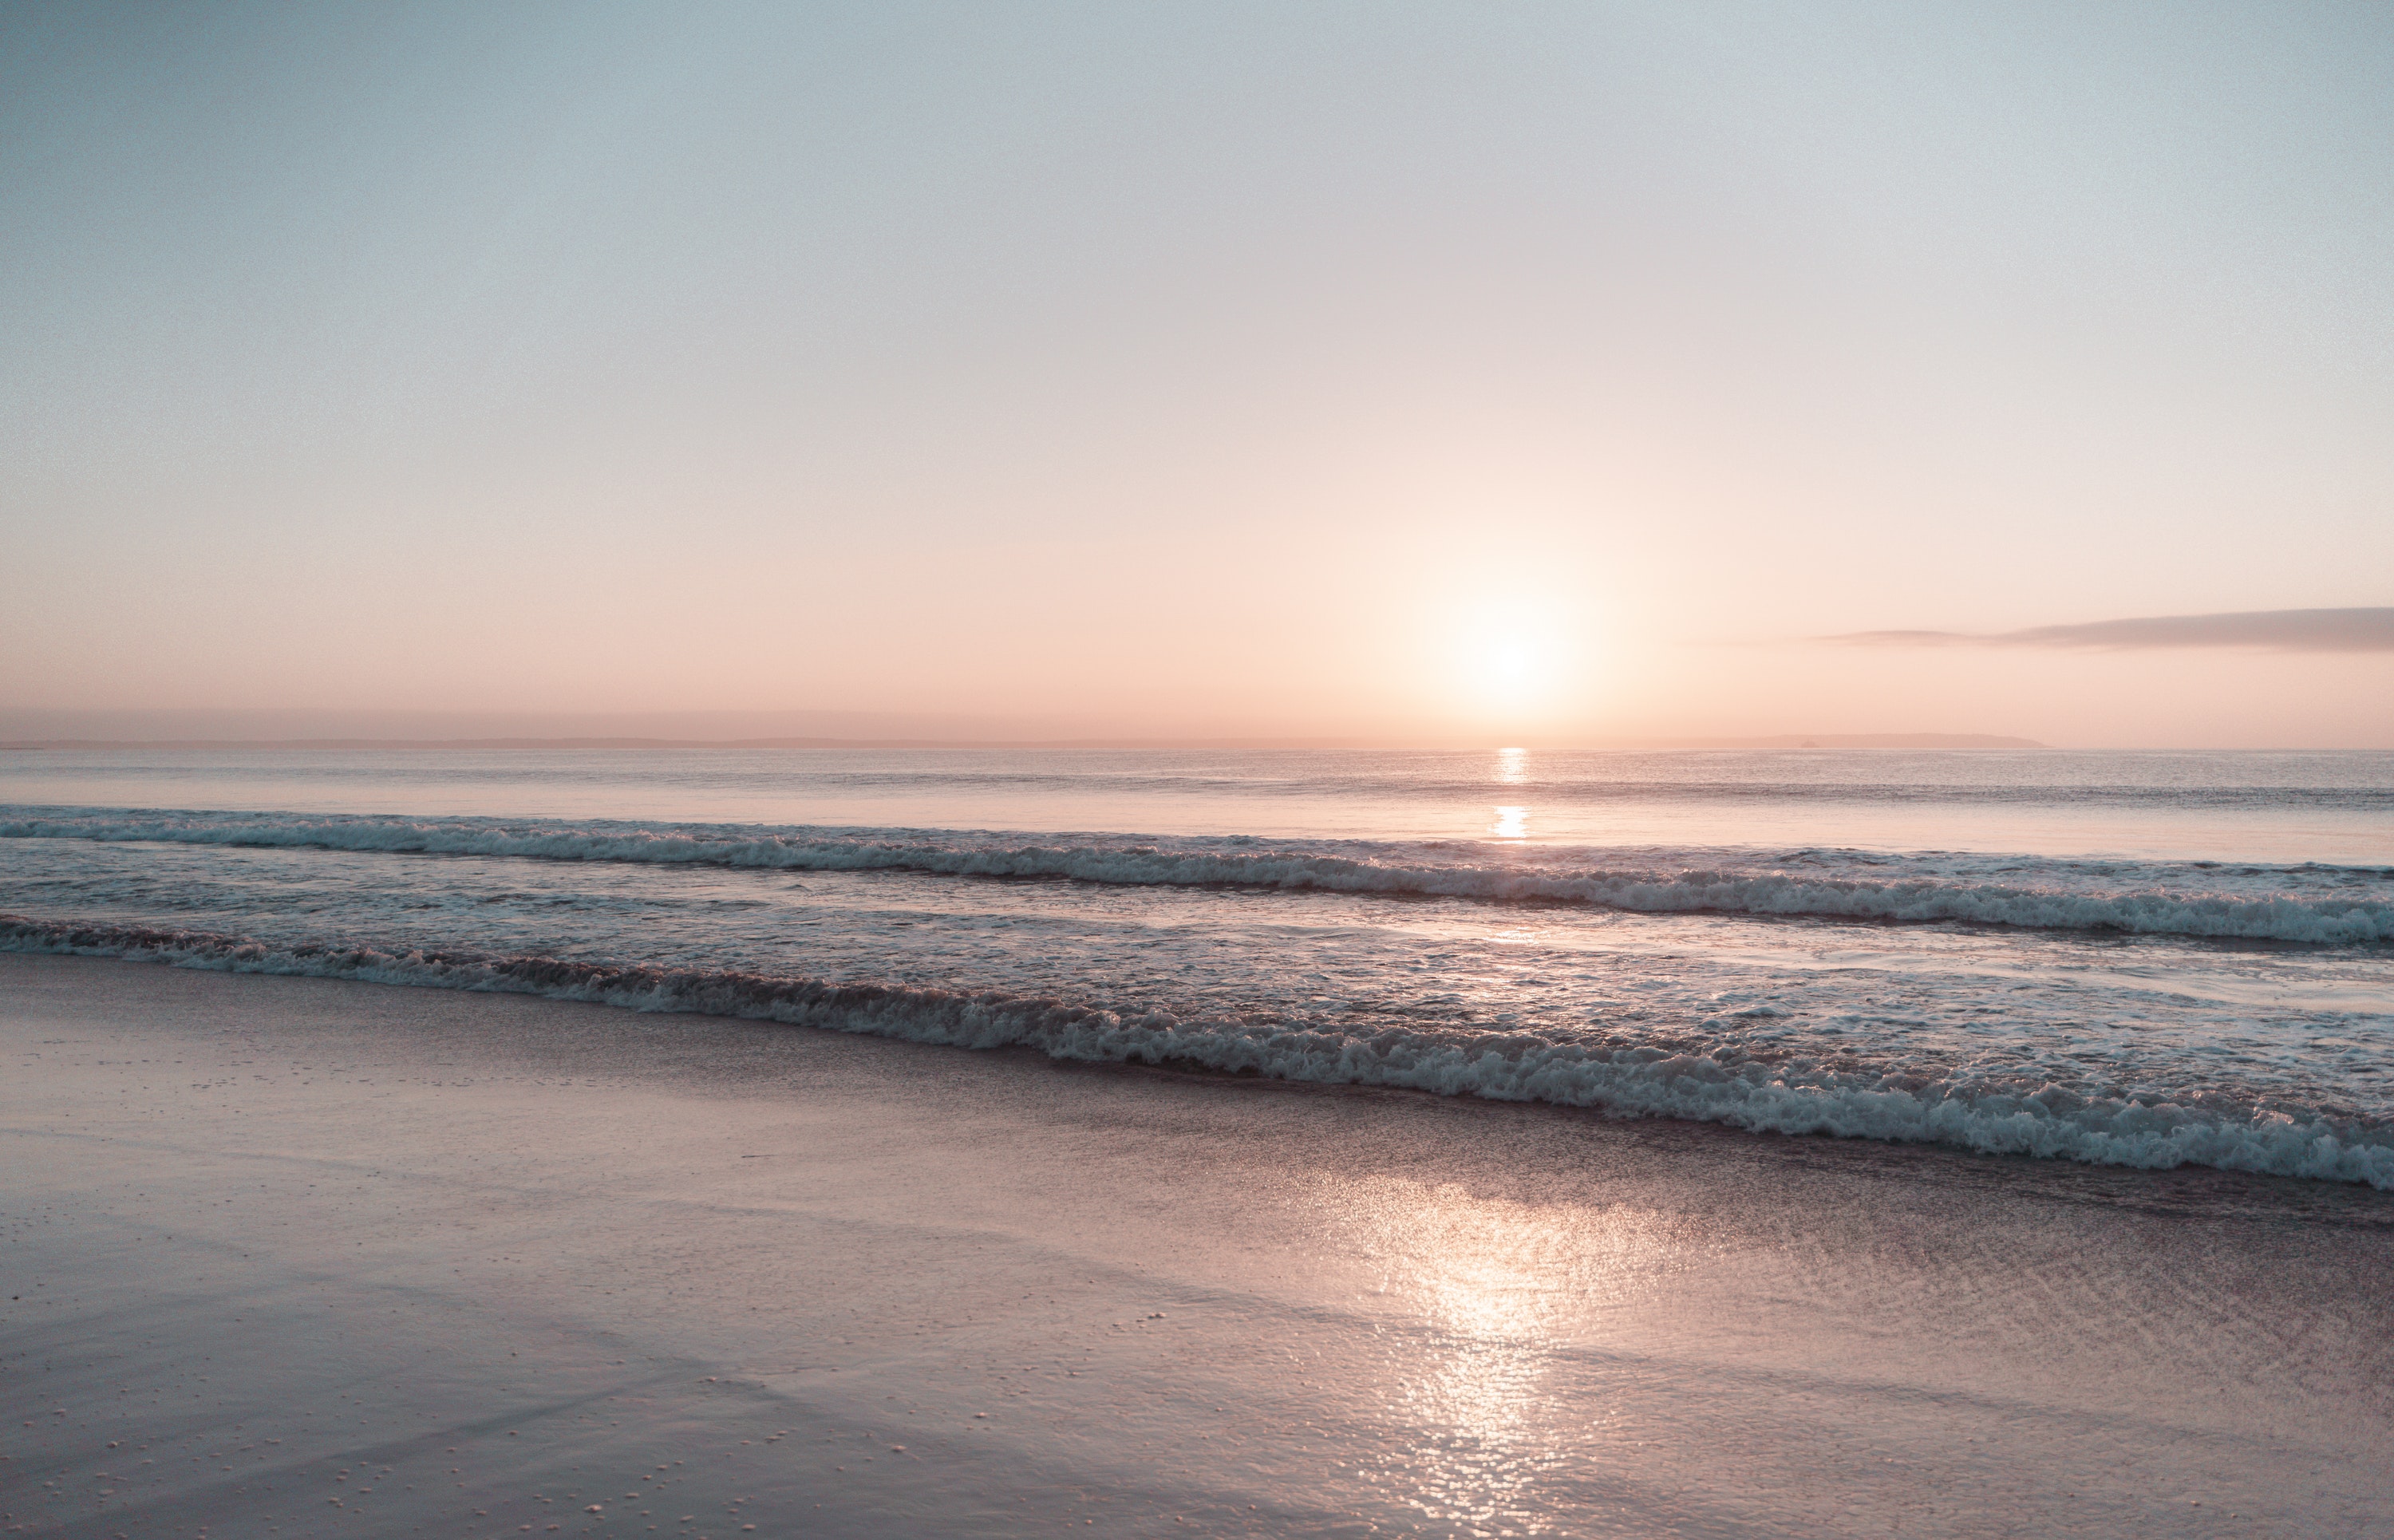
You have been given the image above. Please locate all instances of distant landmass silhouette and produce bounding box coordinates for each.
[3,732,2047,751]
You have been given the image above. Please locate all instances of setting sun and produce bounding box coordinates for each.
[1488,638,1537,691]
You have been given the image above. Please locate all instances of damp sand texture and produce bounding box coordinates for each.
[3,951,2392,1538]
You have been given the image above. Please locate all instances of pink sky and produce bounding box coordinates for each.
[4,4,2389,747]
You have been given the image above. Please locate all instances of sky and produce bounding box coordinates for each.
[3,1,2390,747]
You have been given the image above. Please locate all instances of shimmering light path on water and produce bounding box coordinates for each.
[7,746,2392,861]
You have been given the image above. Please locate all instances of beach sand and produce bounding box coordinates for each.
[3,950,2390,1538]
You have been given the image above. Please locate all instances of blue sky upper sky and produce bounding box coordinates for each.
[5,2,2390,744]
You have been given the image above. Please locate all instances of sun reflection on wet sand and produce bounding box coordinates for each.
[1329,1177,1684,1534]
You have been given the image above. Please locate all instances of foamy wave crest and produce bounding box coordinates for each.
[9,914,2391,1188]
[6,808,2392,943]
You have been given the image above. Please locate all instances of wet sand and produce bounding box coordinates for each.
[3,950,2391,1538]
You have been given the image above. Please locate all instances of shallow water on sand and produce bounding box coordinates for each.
[6,956,2392,1538]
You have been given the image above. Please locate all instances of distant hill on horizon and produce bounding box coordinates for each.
[3,732,2049,752]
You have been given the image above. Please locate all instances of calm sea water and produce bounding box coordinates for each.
[6,747,2392,1184]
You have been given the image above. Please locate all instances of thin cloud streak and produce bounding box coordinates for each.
[1823,607,2394,654]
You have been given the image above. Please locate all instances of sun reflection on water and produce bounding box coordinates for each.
[1332,1179,1679,1534]
[1491,748,1531,839]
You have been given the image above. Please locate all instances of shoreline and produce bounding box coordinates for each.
[5,951,2392,1536]
[9,914,2392,1192]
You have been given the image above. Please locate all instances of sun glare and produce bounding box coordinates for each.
[1413,564,1599,730]
[1474,634,1539,704]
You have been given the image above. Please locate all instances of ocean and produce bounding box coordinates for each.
[5,745,2391,1187]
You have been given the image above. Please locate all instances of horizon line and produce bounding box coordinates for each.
[1,732,2053,752]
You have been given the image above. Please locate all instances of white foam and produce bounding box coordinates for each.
[5,808,2390,943]
[10,914,2389,1190]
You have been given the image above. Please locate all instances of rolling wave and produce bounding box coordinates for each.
[26,761,2394,808]
[8,913,2388,1188]
[6,808,2392,943]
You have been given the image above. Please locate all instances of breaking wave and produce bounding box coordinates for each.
[5,808,2392,944]
[8,913,2389,1188]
